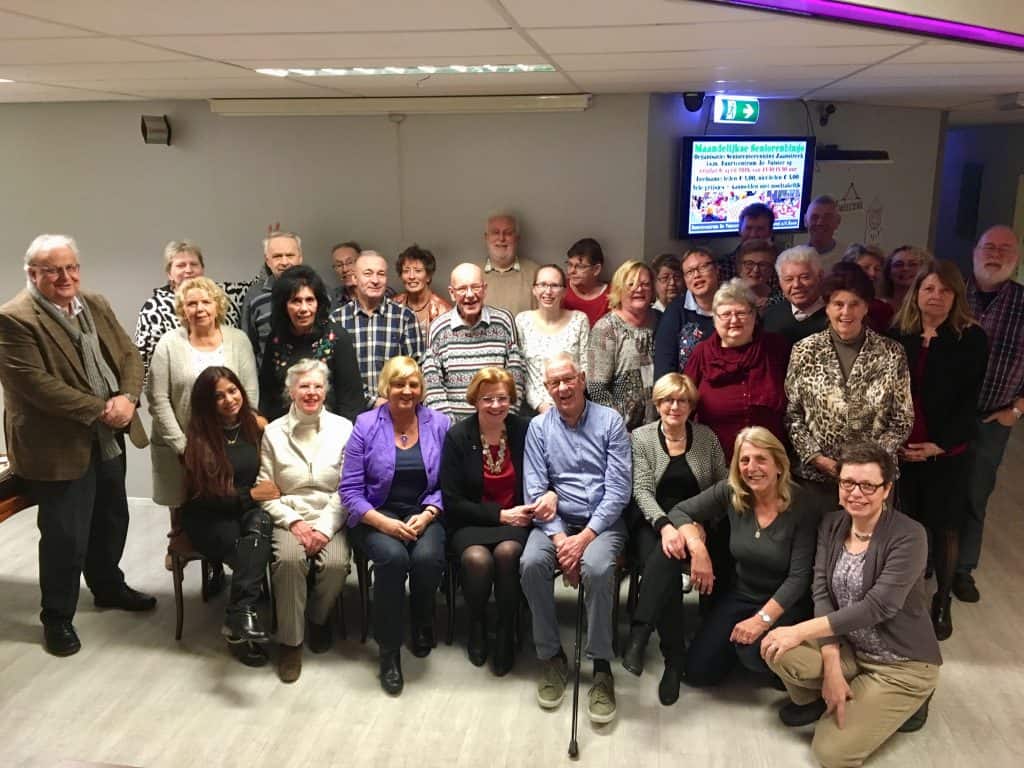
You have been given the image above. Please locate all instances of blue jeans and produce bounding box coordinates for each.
[958,418,1012,574]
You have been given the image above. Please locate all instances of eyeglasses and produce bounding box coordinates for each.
[479,395,511,406]
[714,310,752,321]
[659,397,691,409]
[544,374,580,389]
[980,243,1016,256]
[33,264,81,277]
[534,282,565,291]
[683,262,716,279]
[565,260,596,272]
[452,283,484,297]
[838,479,886,495]
[740,260,774,272]
[656,273,683,285]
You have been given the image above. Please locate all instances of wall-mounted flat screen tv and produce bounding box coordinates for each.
[678,136,817,238]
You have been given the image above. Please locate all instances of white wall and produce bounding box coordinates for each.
[0,95,649,496]
[642,94,944,260]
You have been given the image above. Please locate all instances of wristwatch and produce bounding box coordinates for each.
[758,611,773,625]
[1012,405,1022,421]
[120,392,138,405]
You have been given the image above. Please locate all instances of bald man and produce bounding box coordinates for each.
[956,225,1023,603]
[421,263,525,421]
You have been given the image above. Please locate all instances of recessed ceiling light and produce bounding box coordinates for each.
[254,64,555,78]
[0,78,15,83]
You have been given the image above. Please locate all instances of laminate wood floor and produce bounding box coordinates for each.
[2,434,1023,768]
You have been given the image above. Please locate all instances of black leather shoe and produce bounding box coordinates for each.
[411,625,434,658]
[658,660,681,706]
[43,621,81,657]
[93,585,157,612]
[222,607,269,644]
[229,641,269,668]
[492,621,515,677]
[380,650,404,695]
[468,615,488,667]
[898,693,932,733]
[307,620,333,654]
[932,595,953,641]
[621,623,653,677]
[952,573,979,603]
[779,699,827,727]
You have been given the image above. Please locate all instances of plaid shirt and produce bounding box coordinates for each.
[967,277,1024,414]
[329,297,423,404]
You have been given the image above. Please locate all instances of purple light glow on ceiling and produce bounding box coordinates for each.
[721,0,1024,50]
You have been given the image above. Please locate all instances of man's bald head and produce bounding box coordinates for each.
[449,262,488,324]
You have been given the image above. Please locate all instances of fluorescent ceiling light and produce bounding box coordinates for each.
[209,94,592,117]
[0,78,15,83]
[254,64,555,77]
[713,0,1024,50]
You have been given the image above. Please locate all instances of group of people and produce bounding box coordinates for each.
[1,204,1021,767]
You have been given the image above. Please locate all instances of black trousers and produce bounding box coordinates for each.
[30,445,129,624]
[181,502,273,613]
[685,588,811,686]
[630,522,688,664]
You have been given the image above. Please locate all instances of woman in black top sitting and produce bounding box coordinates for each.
[258,265,363,421]
[668,426,819,688]
[441,367,534,676]
[180,365,279,666]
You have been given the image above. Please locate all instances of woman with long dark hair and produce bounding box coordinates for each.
[180,366,279,667]
[258,264,364,421]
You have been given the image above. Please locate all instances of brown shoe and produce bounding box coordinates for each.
[278,644,302,683]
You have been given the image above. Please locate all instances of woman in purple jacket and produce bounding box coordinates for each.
[340,355,450,695]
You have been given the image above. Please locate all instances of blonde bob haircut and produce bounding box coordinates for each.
[466,367,517,407]
[651,372,699,409]
[377,355,426,400]
[728,426,792,514]
[607,260,655,310]
[174,276,229,328]
[163,240,204,272]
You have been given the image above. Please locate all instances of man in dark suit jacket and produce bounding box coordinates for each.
[0,234,155,657]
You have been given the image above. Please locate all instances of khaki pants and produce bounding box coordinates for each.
[769,641,939,768]
[271,527,351,646]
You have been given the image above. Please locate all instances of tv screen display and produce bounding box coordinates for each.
[678,136,816,238]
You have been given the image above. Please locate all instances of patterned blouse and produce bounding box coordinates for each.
[832,546,908,663]
[515,310,590,411]
[393,290,452,341]
[587,310,659,430]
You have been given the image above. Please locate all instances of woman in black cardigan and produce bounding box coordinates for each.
[891,260,988,640]
[440,367,534,676]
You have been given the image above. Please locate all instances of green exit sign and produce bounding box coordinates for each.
[713,95,760,124]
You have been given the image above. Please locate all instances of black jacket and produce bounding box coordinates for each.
[440,413,529,529]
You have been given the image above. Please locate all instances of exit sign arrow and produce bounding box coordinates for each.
[713,95,760,124]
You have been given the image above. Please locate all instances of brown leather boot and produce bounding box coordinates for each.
[278,644,302,683]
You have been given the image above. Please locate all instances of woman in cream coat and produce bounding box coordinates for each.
[257,358,354,683]
[147,277,258,551]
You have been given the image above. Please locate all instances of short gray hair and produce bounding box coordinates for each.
[263,231,303,255]
[163,240,204,272]
[809,194,838,208]
[543,352,582,378]
[486,210,519,233]
[284,358,329,398]
[712,278,758,314]
[775,245,822,278]
[24,234,79,270]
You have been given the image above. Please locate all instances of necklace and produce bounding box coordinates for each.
[224,424,241,445]
[659,422,687,445]
[406,293,430,312]
[395,420,416,446]
[852,530,872,542]
[481,431,508,474]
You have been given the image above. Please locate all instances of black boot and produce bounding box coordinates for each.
[222,607,269,644]
[932,594,952,641]
[621,622,653,677]
[658,658,682,706]
[467,610,488,667]
[379,650,404,695]
[898,693,932,733]
[492,616,515,677]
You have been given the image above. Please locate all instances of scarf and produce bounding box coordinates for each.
[29,285,123,460]
[701,327,784,410]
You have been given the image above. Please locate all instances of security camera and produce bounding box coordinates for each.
[682,92,706,113]
[819,103,836,127]
[141,114,171,145]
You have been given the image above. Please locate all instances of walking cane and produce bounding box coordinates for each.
[568,578,585,758]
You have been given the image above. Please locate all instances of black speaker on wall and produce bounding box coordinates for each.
[955,162,983,241]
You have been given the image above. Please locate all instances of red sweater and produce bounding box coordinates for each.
[684,329,791,460]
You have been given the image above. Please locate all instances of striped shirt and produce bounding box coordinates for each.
[967,277,1024,413]
[422,305,525,421]
[240,271,275,367]
[329,297,423,405]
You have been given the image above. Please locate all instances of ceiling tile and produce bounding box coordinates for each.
[889,41,1024,64]
[303,71,577,97]
[0,60,257,82]
[0,1,507,35]
[0,81,139,100]
[0,9,95,38]
[137,30,535,61]
[552,45,910,70]
[232,54,548,70]
[503,0,756,27]
[0,37,190,65]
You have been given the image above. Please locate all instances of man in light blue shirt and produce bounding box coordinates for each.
[521,353,631,724]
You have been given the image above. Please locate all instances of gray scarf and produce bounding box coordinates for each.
[28,284,123,460]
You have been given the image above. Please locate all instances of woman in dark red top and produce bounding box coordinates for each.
[891,260,988,640]
[684,278,791,461]
[440,368,533,676]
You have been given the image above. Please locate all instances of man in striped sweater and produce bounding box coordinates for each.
[422,262,525,421]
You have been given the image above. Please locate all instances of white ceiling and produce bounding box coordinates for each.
[0,0,1020,116]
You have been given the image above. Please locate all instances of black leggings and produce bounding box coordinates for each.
[460,540,524,623]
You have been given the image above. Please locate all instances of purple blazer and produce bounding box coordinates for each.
[339,403,450,527]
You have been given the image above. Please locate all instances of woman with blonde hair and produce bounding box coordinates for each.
[665,426,820,688]
[588,260,660,429]
[891,261,987,639]
[621,372,728,704]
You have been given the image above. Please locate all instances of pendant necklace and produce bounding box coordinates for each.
[852,530,872,542]
[224,424,241,445]
[482,431,508,473]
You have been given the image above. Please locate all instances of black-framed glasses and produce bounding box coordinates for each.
[683,262,716,279]
[838,479,885,495]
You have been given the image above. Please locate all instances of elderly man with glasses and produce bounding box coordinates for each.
[421,262,525,421]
